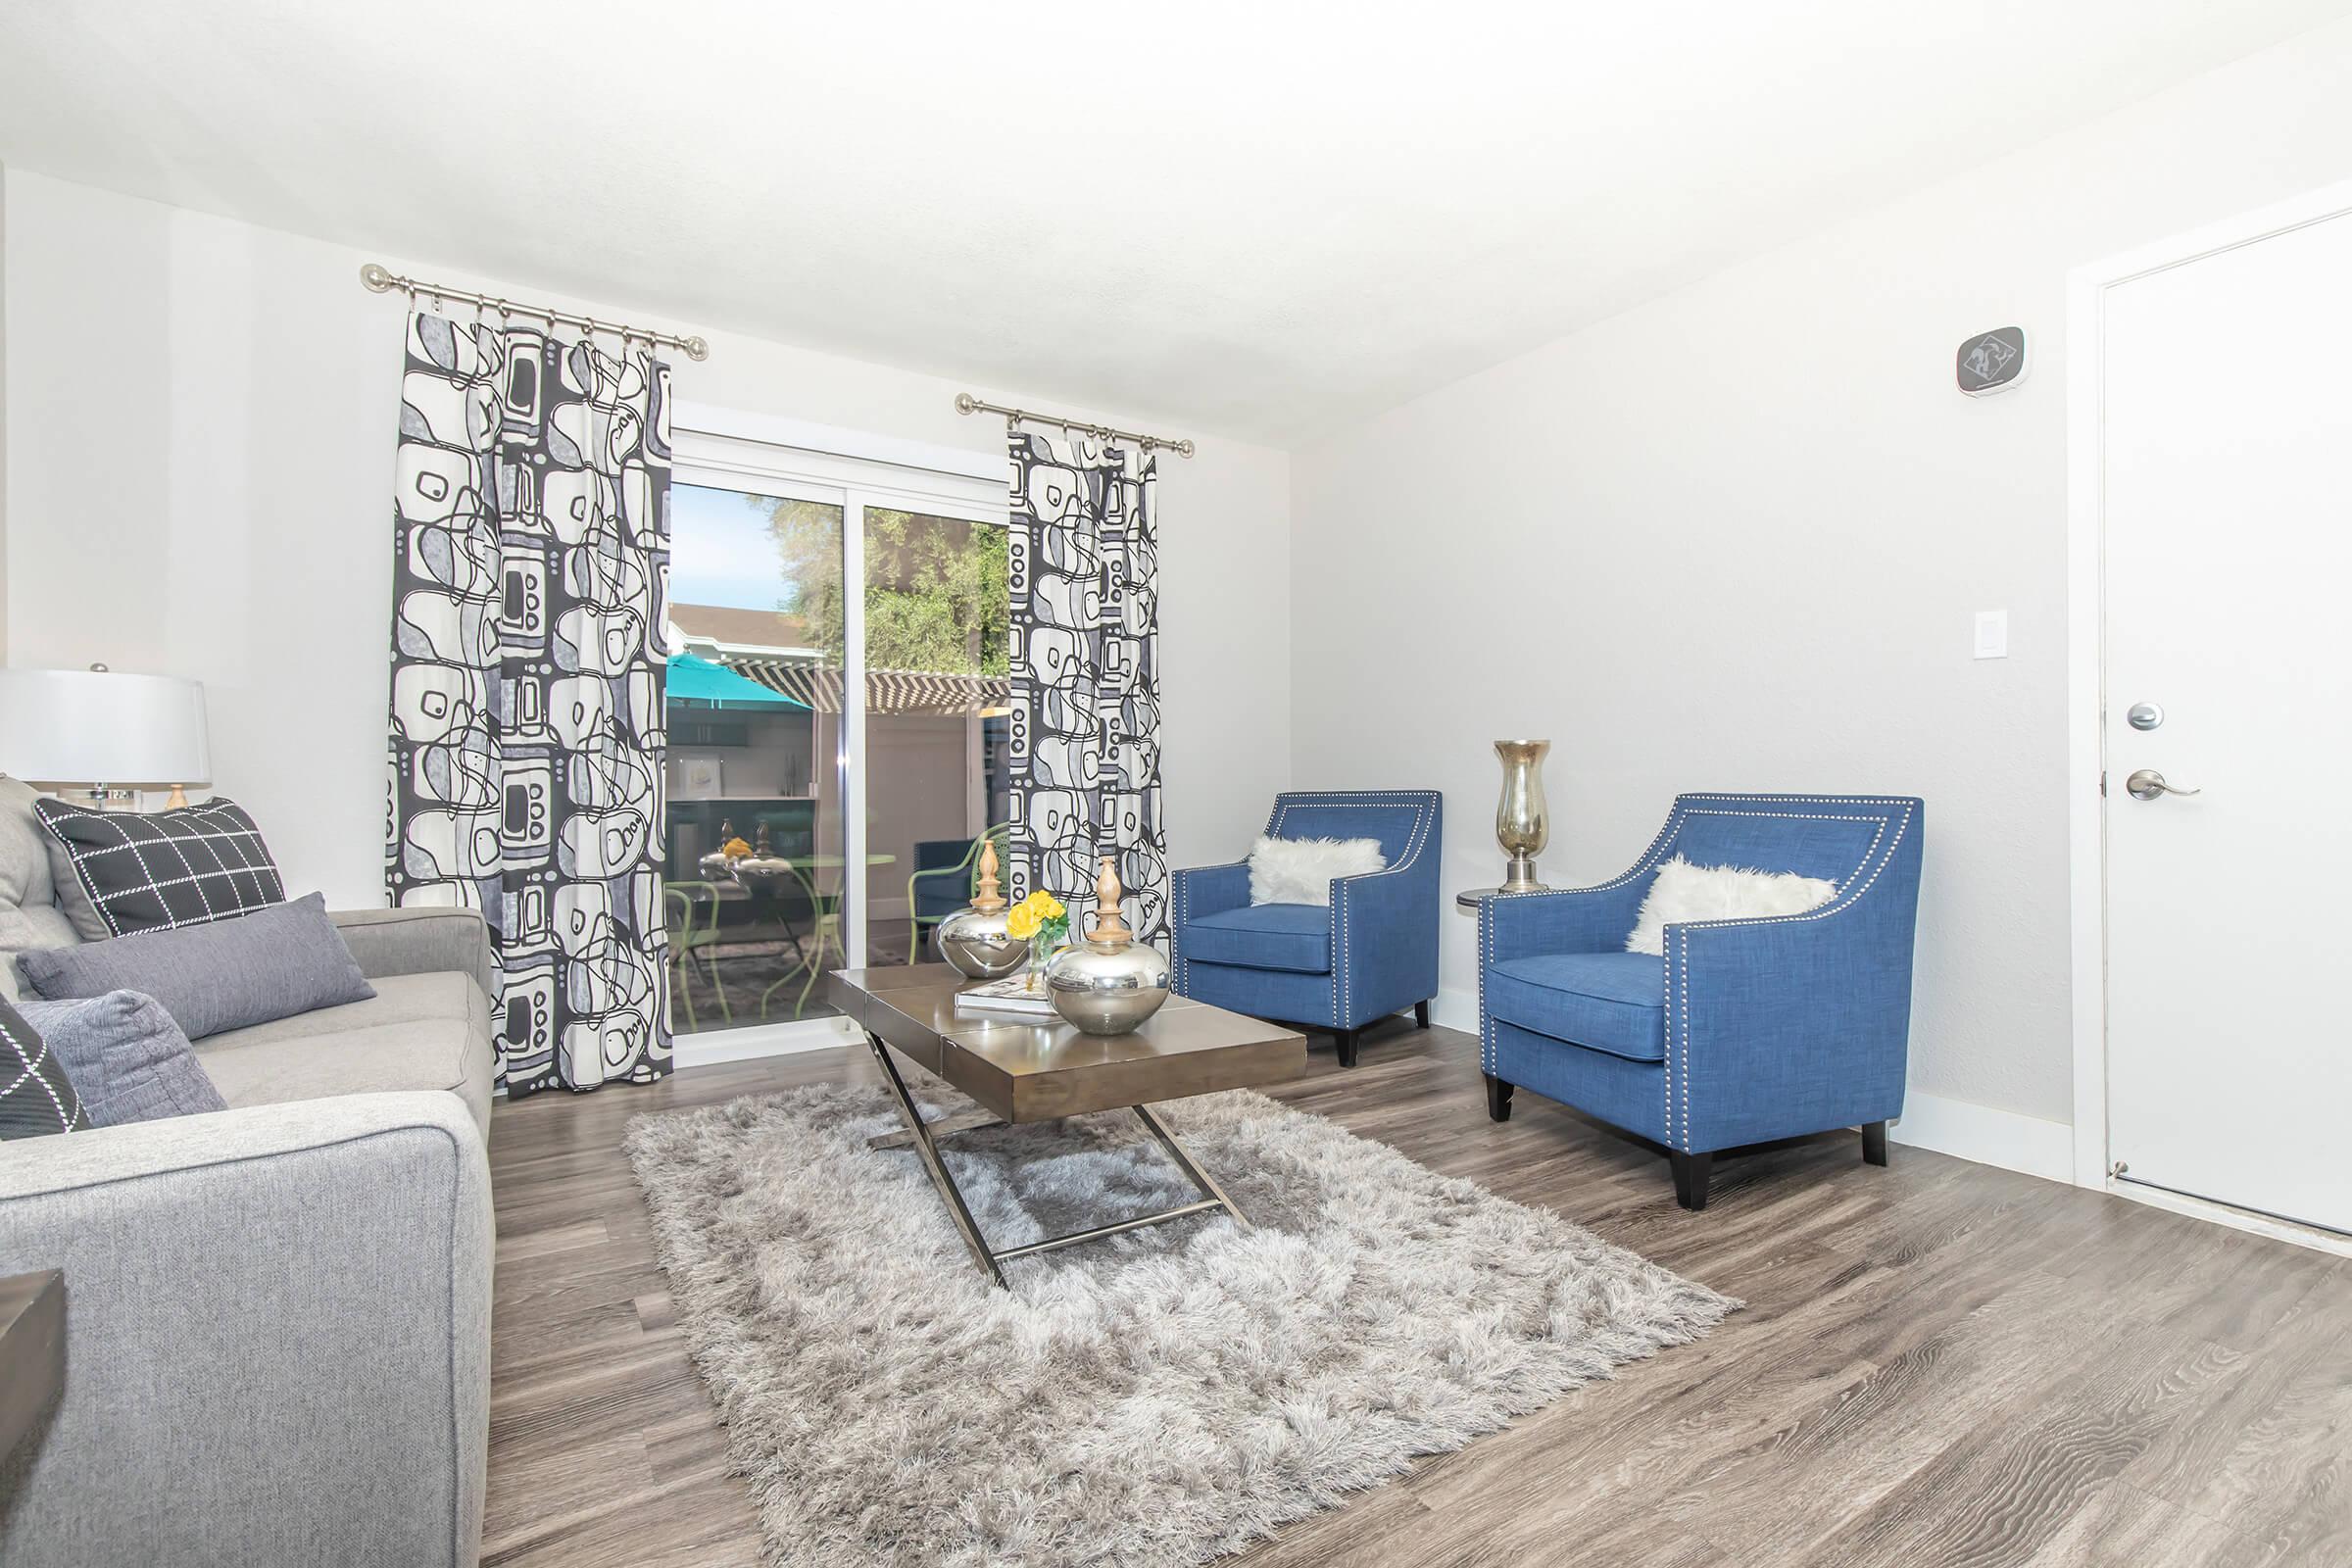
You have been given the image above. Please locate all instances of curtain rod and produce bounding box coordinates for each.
[360,263,710,361]
[955,393,1195,458]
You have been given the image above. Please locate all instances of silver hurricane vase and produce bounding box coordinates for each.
[1494,739,1551,893]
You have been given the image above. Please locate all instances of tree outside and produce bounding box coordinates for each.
[759,498,1008,675]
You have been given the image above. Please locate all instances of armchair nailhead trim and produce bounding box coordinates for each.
[1169,858,1248,997]
[1480,895,1495,1072]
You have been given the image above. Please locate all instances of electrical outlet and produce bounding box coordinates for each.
[1974,610,2008,660]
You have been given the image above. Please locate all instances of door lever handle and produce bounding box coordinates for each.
[2125,768,2201,803]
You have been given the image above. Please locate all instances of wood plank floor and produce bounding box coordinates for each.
[482,1020,2350,1567]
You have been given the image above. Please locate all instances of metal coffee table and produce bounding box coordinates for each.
[828,964,1306,1287]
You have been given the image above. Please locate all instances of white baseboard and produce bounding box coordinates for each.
[1431,986,1480,1034]
[671,1018,857,1070]
[1889,1091,2073,1184]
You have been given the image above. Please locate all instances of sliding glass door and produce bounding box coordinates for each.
[860,505,1013,966]
[663,429,1007,1048]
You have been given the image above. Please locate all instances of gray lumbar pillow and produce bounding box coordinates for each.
[14,892,375,1041]
[13,990,227,1126]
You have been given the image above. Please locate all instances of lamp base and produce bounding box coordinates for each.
[55,786,139,812]
[1499,856,1549,894]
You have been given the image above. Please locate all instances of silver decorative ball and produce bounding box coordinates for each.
[935,905,1030,979]
[1046,937,1171,1035]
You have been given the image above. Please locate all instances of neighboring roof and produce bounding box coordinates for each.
[668,602,815,657]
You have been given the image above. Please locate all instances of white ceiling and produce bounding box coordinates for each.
[1,1,2341,444]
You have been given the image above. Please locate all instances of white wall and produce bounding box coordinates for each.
[0,158,9,659]
[0,171,1291,908]
[1291,19,2352,1132]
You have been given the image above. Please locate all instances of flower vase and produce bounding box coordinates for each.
[1025,940,1063,996]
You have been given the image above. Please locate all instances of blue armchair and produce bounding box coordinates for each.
[1479,793,1923,1209]
[1170,790,1442,1067]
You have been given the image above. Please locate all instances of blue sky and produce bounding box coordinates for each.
[668,483,793,611]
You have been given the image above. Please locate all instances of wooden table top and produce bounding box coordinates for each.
[828,963,1306,1123]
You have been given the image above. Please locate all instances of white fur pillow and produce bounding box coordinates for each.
[1247,835,1387,906]
[1624,856,1838,956]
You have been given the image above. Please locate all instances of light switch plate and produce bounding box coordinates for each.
[1974,610,2008,660]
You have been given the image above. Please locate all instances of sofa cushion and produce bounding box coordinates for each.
[0,997,86,1138]
[0,777,81,999]
[1181,903,1332,973]
[1246,835,1385,906]
[16,990,229,1126]
[18,892,373,1041]
[34,795,286,938]
[1486,952,1667,1062]
[194,970,494,1135]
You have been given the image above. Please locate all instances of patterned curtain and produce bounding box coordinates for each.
[1004,426,1168,947]
[384,311,673,1098]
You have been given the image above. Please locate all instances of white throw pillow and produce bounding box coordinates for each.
[1247,836,1387,906]
[1624,856,1838,956]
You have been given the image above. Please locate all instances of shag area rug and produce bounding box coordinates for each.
[626,1080,1736,1568]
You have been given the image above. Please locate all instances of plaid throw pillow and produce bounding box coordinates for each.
[33,797,287,939]
[0,998,84,1140]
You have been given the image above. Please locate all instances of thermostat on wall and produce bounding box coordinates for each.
[1957,326,2027,396]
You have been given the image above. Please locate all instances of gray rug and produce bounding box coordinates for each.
[626,1079,1737,1568]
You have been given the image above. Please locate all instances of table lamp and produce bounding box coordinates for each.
[0,664,211,809]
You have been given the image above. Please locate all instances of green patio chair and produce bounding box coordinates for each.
[663,881,732,1031]
[906,823,1012,964]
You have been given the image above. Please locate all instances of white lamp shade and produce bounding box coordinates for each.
[0,668,211,786]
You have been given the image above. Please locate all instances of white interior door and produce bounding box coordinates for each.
[2102,205,2352,1235]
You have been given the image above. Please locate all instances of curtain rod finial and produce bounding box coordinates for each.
[1177,439,1197,459]
[682,336,710,362]
[955,392,980,415]
[360,262,397,293]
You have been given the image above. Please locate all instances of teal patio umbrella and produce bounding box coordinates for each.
[665,651,811,710]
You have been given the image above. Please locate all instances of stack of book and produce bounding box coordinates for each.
[952,975,1056,1018]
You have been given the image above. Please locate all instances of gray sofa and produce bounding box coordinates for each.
[0,778,496,1568]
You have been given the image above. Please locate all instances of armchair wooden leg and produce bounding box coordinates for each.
[1863,1121,1889,1167]
[1484,1074,1513,1122]
[1670,1151,1713,1211]
[1335,1029,1359,1069]
[1414,1000,1431,1029]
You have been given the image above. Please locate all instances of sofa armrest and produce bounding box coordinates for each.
[1171,861,1250,924]
[1662,889,1918,1152]
[1481,878,1648,963]
[334,906,497,1004]
[0,1093,493,1567]
[1330,856,1440,1023]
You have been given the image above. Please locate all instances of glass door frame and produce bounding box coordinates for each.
[669,409,1010,1056]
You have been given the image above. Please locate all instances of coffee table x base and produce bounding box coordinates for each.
[863,1032,1251,1288]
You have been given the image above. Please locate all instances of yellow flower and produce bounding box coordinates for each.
[720,837,753,859]
[1004,905,1041,940]
[1024,891,1065,920]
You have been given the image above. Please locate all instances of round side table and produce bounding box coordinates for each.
[1454,885,1552,909]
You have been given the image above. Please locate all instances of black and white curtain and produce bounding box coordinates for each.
[1004,426,1167,947]
[385,312,673,1097]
